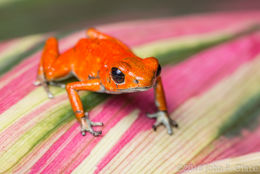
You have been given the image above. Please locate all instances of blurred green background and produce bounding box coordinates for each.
[0,0,260,41]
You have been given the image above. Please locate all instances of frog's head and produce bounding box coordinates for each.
[105,57,161,93]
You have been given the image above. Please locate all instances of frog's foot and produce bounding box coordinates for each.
[33,77,54,99]
[80,112,104,137]
[147,111,178,135]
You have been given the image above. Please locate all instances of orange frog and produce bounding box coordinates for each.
[34,28,178,136]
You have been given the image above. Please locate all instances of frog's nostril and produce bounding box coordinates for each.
[156,64,161,77]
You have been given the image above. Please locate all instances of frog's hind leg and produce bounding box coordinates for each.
[86,28,133,53]
[35,37,72,98]
[34,37,59,98]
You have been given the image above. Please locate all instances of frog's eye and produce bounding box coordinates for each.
[111,67,125,84]
[156,64,161,77]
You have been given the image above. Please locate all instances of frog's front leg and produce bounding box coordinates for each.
[147,76,178,135]
[66,80,104,136]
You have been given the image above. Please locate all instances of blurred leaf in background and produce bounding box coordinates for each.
[0,0,260,40]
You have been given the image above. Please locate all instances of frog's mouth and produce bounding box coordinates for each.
[105,85,153,94]
[120,86,153,93]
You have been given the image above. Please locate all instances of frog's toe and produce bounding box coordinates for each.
[90,120,103,126]
[33,80,41,86]
[34,77,55,99]
[147,112,159,118]
[147,111,178,135]
[170,118,178,128]
[91,130,102,137]
[81,129,102,137]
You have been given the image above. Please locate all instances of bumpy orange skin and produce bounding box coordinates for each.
[36,28,176,136]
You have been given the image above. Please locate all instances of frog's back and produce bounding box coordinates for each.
[72,38,135,81]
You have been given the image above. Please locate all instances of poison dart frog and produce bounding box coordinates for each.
[34,28,178,136]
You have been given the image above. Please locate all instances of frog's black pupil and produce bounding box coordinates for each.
[156,64,161,77]
[111,67,125,84]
